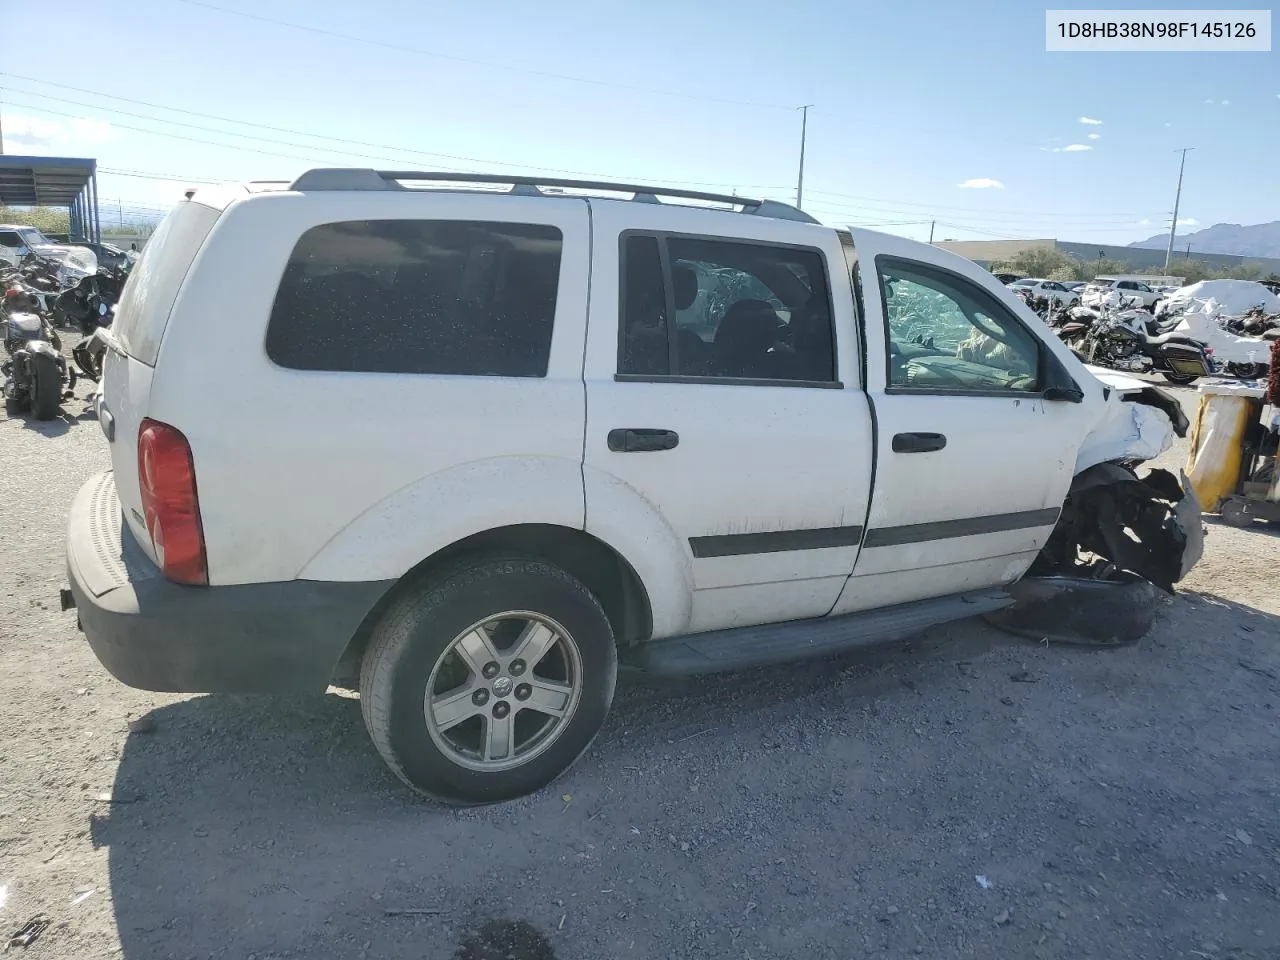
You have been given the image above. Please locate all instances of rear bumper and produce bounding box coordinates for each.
[65,472,392,693]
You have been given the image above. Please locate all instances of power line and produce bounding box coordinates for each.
[0,98,408,168]
[802,187,1150,219]
[172,0,794,111]
[100,166,233,184]
[2,77,792,191]
[0,92,477,170]
[801,193,1145,225]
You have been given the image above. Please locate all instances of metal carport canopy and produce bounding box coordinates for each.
[0,155,94,206]
[0,155,101,244]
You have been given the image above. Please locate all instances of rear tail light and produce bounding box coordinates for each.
[137,418,207,585]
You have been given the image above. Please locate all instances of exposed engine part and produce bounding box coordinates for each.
[1030,463,1204,594]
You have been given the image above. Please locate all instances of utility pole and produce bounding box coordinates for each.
[928,220,935,243]
[1185,241,1191,257]
[1164,147,1194,271]
[795,104,813,210]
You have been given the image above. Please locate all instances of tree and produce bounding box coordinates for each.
[1080,258,1133,280]
[1157,259,1280,285]
[990,247,1083,280]
[1224,262,1267,281]
[0,206,71,234]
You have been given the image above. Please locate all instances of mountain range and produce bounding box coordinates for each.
[1129,221,1280,259]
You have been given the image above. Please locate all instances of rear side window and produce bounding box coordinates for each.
[113,201,220,365]
[266,219,563,377]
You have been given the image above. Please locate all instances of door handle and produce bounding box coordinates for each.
[892,432,946,454]
[607,428,680,453]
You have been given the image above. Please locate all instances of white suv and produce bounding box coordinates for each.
[63,170,1202,803]
[1083,277,1163,310]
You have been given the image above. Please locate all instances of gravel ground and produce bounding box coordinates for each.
[2,376,1279,960]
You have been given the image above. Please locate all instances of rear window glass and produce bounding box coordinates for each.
[112,202,220,365]
[265,219,563,377]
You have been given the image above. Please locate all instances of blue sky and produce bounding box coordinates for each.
[2,0,1276,243]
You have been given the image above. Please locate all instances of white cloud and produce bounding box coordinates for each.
[3,113,117,154]
[1177,217,1199,227]
[1205,99,1214,104]
[1054,144,1093,152]
[1087,133,1101,140]
[1079,116,1103,125]
[1164,121,1174,127]
[1221,100,1230,106]
[957,178,1004,189]
[1138,219,1151,226]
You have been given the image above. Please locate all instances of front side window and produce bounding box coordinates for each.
[879,259,1041,394]
[267,219,563,377]
[619,233,836,383]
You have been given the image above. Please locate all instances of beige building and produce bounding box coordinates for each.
[933,239,1058,263]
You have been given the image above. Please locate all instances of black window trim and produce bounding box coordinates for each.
[874,254,1054,399]
[615,228,844,389]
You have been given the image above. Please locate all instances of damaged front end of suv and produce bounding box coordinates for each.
[1030,371,1204,594]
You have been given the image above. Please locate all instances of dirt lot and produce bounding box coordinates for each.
[1,378,1279,960]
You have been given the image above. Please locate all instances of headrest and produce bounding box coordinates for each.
[672,266,698,311]
[718,299,780,345]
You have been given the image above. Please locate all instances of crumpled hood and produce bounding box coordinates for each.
[1075,367,1189,474]
[1084,364,1148,394]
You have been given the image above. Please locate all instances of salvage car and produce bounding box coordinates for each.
[63,170,1202,804]
[1007,277,1082,309]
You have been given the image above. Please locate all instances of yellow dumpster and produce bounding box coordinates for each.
[1185,380,1265,513]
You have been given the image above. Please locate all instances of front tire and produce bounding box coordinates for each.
[360,557,618,804]
[29,351,61,420]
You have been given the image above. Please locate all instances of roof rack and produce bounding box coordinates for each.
[287,169,819,225]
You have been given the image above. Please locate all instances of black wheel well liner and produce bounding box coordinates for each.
[334,524,653,681]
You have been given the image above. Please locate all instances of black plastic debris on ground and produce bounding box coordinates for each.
[453,919,557,960]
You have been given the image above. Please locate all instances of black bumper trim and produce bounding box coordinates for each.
[66,472,394,694]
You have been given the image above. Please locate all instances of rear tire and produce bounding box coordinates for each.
[359,556,618,804]
[1161,371,1199,386]
[29,352,61,420]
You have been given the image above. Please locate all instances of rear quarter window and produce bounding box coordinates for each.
[265,219,563,377]
[112,202,220,365]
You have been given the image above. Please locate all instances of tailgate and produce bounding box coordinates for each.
[101,349,158,562]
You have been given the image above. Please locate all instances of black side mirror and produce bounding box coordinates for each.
[1043,385,1084,403]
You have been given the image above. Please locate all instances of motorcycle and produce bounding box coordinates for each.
[1222,303,1280,338]
[1059,294,1213,385]
[71,301,114,383]
[3,289,72,420]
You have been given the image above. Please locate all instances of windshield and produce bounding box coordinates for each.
[1012,278,1037,287]
[17,227,50,246]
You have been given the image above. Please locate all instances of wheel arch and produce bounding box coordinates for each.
[333,523,653,683]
